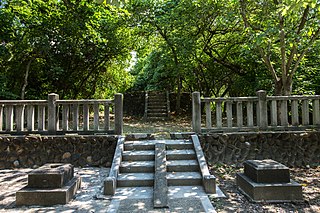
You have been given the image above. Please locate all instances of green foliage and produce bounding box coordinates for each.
[1,0,320,100]
[0,0,133,99]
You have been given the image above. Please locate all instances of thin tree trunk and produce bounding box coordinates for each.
[21,58,33,100]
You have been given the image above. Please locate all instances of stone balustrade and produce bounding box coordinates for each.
[0,93,123,135]
[192,90,320,133]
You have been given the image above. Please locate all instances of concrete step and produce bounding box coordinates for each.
[124,140,156,151]
[148,108,167,113]
[117,173,154,187]
[167,172,202,186]
[166,140,194,150]
[148,105,167,109]
[122,150,155,161]
[166,149,196,160]
[147,113,168,117]
[124,140,193,151]
[145,117,169,121]
[120,161,154,173]
[148,97,166,101]
[167,160,199,172]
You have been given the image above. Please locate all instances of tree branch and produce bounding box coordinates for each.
[258,47,279,82]
[289,27,320,80]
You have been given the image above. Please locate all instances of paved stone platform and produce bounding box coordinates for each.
[107,186,221,212]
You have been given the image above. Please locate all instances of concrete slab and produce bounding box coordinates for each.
[107,186,217,213]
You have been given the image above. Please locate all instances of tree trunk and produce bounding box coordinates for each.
[176,75,182,115]
[21,58,33,100]
[275,77,292,96]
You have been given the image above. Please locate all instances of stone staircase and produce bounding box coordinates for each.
[144,91,170,121]
[119,139,200,188]
[104,134,222,212]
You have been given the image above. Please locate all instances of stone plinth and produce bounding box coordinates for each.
[28,163,74,188]
[237,159,303,202]
[16,163,81,206]
[244,159,290,183]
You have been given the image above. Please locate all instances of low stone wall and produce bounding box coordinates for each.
[0,135,117,169]
[199,131,320,167]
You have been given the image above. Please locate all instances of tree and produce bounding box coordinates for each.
[239,0,320,95]
[0,0,133,99]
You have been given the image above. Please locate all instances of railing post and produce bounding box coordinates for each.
[192,92,201,133]
[48,93,59,134]
[256,90,267,129]
[114,93,123,135]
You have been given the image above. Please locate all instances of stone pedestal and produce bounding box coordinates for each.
[237,159,303,202]
[16,163,81,206]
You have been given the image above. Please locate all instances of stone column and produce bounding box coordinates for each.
[192,92,201,133]
[256,90,267,129]
[114,93,123,135]
[48,93,59,134]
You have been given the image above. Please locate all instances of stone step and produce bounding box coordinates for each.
[167,160,199,172]
[148,97,166,101]
[166,149,196,160]
[148,103,166,107]
[147,113,168,117]
[145,117,169,121]
[117,173,154,187]
[122,150,155,161]
[124,140,155,151]
[148,108,167,113]
[167,172,202,186]
[120,161,154,173]
[148,105,167,109]
[124,140,193,151]
[165,140,194,150]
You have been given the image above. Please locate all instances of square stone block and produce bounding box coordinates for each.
[236,173,303,202]
[28,163,74,188]
[16,175,81,206]
[244,159,290,183]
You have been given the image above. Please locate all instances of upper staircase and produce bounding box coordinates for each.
[144,91,170,121]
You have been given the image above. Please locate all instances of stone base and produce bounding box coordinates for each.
[244,160,290,183]
[28,163,74,188]
[236,173,303,202]
[16,175,81,206]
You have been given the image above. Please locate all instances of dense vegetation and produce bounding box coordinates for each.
[1,0,320,100]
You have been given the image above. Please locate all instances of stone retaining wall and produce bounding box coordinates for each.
[1,131,319,169]
[0,135,117,169]
[199,131,320,167]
